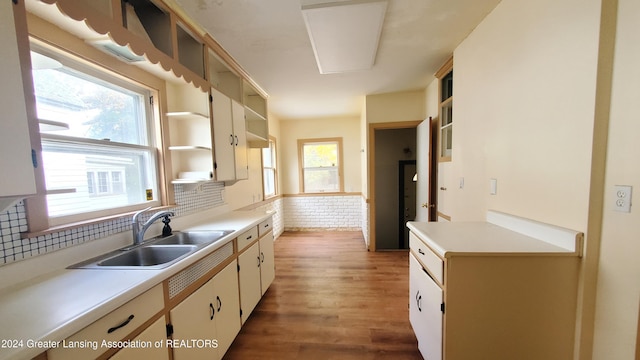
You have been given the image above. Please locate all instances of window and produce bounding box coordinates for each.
[31,45,159,225]
[298,138,343,193]
[262,137,278,198]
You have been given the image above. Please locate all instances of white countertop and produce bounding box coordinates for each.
[0,210,271,360]
[407,211,583,258]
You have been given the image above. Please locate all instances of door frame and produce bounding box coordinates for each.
[368,120,422,252]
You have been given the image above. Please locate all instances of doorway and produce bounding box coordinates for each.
[399,160,417,248]
[368,119,436,252]
[373,127,417,250]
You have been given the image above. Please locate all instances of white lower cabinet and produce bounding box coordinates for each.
[109,317,169,360]
[170,260,240,360]
[259,233,275,296]
[48,284,164,360]
[408,224,580,360]
[238,231,275,324]
[409,253,443,360]
[212,259,242,356]
[238,241,262,324]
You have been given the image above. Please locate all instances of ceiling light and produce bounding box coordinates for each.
[302,0,387,74]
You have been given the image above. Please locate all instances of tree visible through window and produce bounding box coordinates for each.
[31,46,158,223]
[298,138,343,193]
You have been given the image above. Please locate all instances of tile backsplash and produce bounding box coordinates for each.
[0,181,225,266]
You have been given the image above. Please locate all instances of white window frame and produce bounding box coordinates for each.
[30,43,161,226]
[262,136,278,198]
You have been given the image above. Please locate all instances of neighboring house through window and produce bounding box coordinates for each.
[31,44,159,225]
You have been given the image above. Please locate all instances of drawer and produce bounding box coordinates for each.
[48,284,164,360]
[410,232,444,285]
[258,217,273,237]
[236,226,259,252]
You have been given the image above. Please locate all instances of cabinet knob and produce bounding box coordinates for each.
[421,203,434,208]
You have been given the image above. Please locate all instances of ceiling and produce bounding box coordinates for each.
[174,0,502,120]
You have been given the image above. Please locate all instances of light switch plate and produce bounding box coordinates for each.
[614,185,632,213]
[490,178,497,195]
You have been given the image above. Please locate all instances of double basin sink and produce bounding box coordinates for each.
[70,230,233,270]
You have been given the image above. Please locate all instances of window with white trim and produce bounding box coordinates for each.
[31,45,159,225]
[298,138,343,193]
[262,137,277,198]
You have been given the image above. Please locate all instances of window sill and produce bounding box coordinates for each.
[284,192,362,197]
[21,205,177,239]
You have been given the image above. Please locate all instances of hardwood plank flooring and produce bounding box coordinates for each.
[224,231,421,359]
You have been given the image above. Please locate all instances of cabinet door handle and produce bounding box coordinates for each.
[416,291,422,312]
[209,303,215,320]
[246,235,252,240]
[260,252,265,263]
[257,256,261,268]
[107,314,134,334]
[235,135,239,146]
[418,248,425,255]
[229,134,234,145]
[217,296,222,312]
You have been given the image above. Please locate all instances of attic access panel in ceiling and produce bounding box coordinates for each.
[301,0,388,74]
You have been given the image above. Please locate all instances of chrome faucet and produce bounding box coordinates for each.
[131,207,175,245]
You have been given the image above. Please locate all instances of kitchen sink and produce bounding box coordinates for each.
[152,230,233,246]
[97,245,196,267]
[69,229,235,270]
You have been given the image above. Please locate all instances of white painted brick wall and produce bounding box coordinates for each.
[252,198,284,239]
[361,199,369,247]
[284,195,362,231]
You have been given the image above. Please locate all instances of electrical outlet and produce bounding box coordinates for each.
[614,185,632,213]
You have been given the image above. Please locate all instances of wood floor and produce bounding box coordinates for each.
[224,231,422,360]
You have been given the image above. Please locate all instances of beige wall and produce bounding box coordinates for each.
[365,90,426,124]
[452,0,601,228]
[438,0,639,357]
[424,79,438,120]
[279,116,361,194]
[592,0,640,357]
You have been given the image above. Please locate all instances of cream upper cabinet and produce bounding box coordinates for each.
[211,87,248,181]
[232,99,248,180]
[0,0,37,209]
[166,82,214,184]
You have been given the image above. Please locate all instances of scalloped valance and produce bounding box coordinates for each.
[30,0,209,91]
